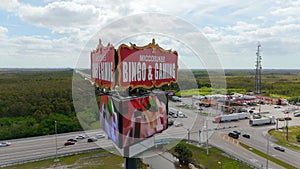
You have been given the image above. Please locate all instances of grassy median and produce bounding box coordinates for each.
[240,142,297,169]
[166,141,252,169]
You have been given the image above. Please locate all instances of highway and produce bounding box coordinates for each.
[1,97,300,169]
[0,130,114,167]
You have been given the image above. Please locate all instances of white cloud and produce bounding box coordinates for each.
[1,0,300,68]
[0,26,8,37]
[0,0,20,12]
[17,1,100,29]
[276,16,296,25]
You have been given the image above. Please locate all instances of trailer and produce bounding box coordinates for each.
[213,112,250,123]
[249,116,276,126]
[236,112,251,119]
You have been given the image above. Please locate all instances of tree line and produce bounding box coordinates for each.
[1,69,300,140]
[0,70,82,140]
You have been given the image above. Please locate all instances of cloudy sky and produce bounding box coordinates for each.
[0,0,299,69]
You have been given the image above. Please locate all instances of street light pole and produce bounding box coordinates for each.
[198,130,201,145]
[286,112,289,141]
[206,113,209,155]
[187,128,190,144]
[54,120,59,162]
[218,161,222,169]
[266,136,269,169]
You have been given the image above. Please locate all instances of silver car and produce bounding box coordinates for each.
[0,142,11,147]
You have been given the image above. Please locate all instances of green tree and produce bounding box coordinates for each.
[174,143,192,164]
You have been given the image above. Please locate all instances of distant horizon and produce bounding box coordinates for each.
[1,68,300,71]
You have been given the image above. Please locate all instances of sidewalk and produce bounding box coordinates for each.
[142,148,177,169]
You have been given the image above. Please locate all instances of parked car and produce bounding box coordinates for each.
[172,113,178,118]
[178,111,185,118]
[96,134,105,139]
[284,117,292,121]
[228,132,239,139]
[274,146,285,152]
[253,114,262,119]
[64,141,75,146]
[87,137,98,142]
[233,130,241,135]
[242,134,250,139]
[75,134,85,139]
[174,121,183,127]
[274,105,281,108]
[168,119,174,126]
[0,141,11,147]
[294,113,300,117]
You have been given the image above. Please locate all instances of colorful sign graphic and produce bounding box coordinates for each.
[120,92,168,147]
[99,95,120,145]
[117,39,178,89]
[99,92,168,148]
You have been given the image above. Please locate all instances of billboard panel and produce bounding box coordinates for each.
[99,94,120,145]
[117,39,178,89]
[99,92,168,148]
[91,41,115,88]
[120,92,168,147]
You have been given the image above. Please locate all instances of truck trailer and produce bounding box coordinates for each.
[213,112,250,123]
[249,116,276,126]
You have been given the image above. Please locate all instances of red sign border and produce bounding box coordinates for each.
[117,39,178,90]
[90,40,116,89]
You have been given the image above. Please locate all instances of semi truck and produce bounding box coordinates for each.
[213,112,250,123]
[249,116,276,126]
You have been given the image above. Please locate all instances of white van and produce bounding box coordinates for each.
[169,107,178,115]
[178,111,184,118]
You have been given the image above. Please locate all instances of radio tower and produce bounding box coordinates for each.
[254,42,262,95]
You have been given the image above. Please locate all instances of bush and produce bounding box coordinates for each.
[174,143,193,164]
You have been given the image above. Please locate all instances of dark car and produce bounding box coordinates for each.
[64,141,75,146]
[67,138,77,142]
[87,137,98,142]
[168,119,174,126]
[242,134,250,139]
[284,117,292,121]
[274,146,285,152]
[228,132,239,139]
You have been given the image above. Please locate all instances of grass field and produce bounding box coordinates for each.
[2,149,148,169]
[269,126,300,151]
[240,143,297,169]
[167,141,252,169]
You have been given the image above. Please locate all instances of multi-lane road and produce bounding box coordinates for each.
[178,97,300,169]
[1,97,300,169]
[0,130,114,167]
